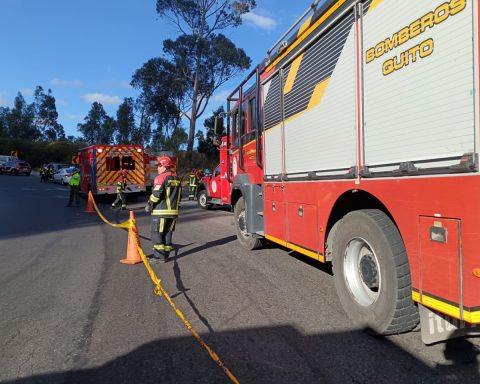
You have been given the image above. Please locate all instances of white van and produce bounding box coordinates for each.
[0,155,17,166]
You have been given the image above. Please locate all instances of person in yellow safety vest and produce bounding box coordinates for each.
[66,169,80,207]
[111,169,128,210]
[40,164,47,182]
[145,156,181,263]
[46,165,54,182]
[188,168,199,200]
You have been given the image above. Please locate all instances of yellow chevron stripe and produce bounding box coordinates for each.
[307,78,330,109]
[284,53,304,95]
[266,0,347,73]
[297,15,312,37]
[264,77,331,134]
[369,0,384,12]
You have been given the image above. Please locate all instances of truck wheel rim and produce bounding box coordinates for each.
[343,237,381,306]
[238,210,249,238]
[199,194,207,206]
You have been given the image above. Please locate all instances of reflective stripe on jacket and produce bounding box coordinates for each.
[188,174,198,187]
[116,176,127,192]
[149,171,181,217]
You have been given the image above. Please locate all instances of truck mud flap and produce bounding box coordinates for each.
[419,304,480,344]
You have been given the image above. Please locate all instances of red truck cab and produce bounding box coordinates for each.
[197,136,231,209]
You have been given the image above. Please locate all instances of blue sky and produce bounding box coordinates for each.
[0,0,319,139]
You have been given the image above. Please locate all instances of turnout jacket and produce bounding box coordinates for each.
[116,175,127,192]
[149,171,181,218]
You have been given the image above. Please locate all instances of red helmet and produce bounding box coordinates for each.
[157,156,173,168]
[121,169,127,176]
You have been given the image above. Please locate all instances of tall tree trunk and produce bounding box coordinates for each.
[188,70,199,155]
[187,44,204,157]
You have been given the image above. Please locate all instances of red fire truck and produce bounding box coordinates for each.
[219,0,480,343]
[197,136,232,209]
[78,144,146,195]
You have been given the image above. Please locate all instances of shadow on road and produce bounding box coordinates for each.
[3,325,479,384]
[172,235,238,261]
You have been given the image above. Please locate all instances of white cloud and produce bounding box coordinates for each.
[211,89,231,102]
[51,78,84,87]
[242,11,277,30]
[20,88,34,96]
[82,93,122,105]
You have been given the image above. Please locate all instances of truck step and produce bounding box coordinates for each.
[257,211,263,216]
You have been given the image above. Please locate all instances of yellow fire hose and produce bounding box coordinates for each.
[88,192,240,383]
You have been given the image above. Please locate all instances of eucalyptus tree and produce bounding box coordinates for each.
[0,107,10,137]
[33,86,65,141]
[7,92,38,140]
[131,57,186,147]
[77,102,115,145]
[133,97,153,146]
[154,0,255,153]
[115,97,136,144]
[196,105,225,162]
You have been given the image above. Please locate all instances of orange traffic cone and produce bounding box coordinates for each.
[85,191,95,213]
[120,211,142,265]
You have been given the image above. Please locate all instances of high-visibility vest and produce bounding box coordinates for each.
[69,173,80,186]
[188,174,198,187]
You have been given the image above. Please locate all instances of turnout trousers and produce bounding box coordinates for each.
[151,216,177,260]
[112,191,126,209]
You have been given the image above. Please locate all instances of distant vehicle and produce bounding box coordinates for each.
[78,144,146,195]
[0,159,31,176]
[52,167,79,185]
[0,155,17,167]
[197,137,231,209]
[47,162,69,174]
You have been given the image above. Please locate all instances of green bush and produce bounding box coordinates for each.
[0,138,86,168]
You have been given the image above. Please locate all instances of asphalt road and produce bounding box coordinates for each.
[0,173,479,384]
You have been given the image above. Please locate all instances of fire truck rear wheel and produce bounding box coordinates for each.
[332,209,419,335]
[234,197,263,250]
[197,190,211,210]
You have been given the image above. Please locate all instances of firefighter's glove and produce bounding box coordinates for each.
[145,202,152,213]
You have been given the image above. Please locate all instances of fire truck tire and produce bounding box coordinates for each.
[197,190,212,210]
[234,197,263,250]
[332,209,419,335]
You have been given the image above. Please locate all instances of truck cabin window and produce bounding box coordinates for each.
[232,111,239,148]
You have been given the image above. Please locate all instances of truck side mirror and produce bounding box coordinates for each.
[214,116,224,136]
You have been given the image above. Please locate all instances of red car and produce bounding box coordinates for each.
[0,159,31,176]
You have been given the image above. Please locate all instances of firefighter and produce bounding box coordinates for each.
[111,169,128,210]
[188,168,199,200]
[145,156,181,263]
[46,165,54,182]
[40,164,48,182]
[66,169,80,207]
[195,168,204,180]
